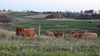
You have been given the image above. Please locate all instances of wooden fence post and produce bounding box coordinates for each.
[38,25,41,38]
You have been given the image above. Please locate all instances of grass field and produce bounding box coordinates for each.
[0,36,100,56]
[8,12,28,18]
[0,30,100,56]
[3,18,100,34]
[0,12,100,56]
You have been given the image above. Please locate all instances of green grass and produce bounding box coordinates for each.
[7,12,100,32]
[8,12,27,18]
[0,39,100,56]
[7,12,100,30]
[3,19,100,34]
[10,19,100,28]
[0,12,100,56]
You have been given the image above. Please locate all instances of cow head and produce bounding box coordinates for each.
[16,26,24,36]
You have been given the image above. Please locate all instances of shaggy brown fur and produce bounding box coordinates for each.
[45,30,53,36]
[72,31,84,38]
[16,26,36,37]
[82,30,97,38]
[53,32,65,38]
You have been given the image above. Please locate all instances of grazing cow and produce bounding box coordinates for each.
[82,30,97,38]
[53,32,65,38]
[16,26,23,36]
[45,30,54,36]
[16,26,36,37]
[72,31,84,38]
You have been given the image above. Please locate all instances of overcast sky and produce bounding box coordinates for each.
[0,0,100,12]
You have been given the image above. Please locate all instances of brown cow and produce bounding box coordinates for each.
[45,30,54,36]
[16,26,36,37]
[82,30,97,38]
[16,26,23,36]
[72,31,84,38]
[53,32,65,38]
[22,28,36,37]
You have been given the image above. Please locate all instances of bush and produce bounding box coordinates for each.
[45,14,57,19]
[97,24,100,28]
[0,14,17,23]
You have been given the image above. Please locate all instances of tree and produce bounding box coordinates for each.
[80,10,83,13]
[7,9,12,12]
[99,10,100,14]
[3,9,6,12]
[84,10,94,13]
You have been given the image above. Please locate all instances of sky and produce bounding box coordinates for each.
[0,0,100,12]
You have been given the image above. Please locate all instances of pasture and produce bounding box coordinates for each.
[6,12,100,34]
[3,18,100,35]
[0,30,100,56]
[0,12,100,56]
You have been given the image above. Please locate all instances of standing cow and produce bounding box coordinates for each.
[16,26,36,37]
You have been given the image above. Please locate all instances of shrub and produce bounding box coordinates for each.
[0,14,18,23]
[97,24,100,28]
[45,14,57,19]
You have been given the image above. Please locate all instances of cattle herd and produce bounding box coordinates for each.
[16,26,98,39]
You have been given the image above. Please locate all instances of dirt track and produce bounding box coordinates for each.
[46,18,100,21]
[24,14,49,18]
[15,17,32,22]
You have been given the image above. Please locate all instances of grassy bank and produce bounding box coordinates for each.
[0,38,100,56]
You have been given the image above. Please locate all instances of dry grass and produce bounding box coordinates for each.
[0,29,99,41]
[46,18,100,21]
[24,14,49,18]
[0,29,99,56]
[15,17,32,22]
